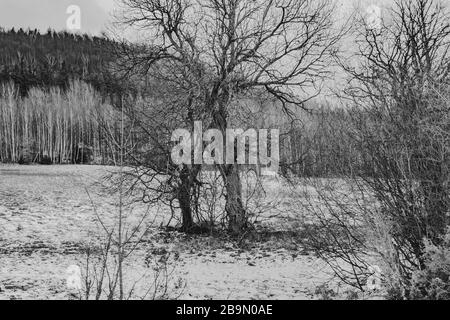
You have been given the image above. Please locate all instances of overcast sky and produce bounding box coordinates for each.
[0,0,393,36]
[0,0,115,35]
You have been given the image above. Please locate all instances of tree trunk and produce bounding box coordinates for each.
[178,165,195,232]
[211,91,248,235]
[224,164,247,235]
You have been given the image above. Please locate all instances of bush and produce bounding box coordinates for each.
[18,156,31,165]
[314,284,338,300]
[75,146,93,164]
[39,155,53,165]
[409,231,450,300]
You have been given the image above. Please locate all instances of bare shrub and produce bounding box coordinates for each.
[409,230,450,300]
[288,0,450,298]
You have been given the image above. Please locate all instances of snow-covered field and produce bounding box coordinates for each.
[0,165,335,300]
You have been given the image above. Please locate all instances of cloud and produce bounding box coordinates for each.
[0,0,110,34]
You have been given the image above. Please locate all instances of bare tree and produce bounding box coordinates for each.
[117,0,343,235]
[344,0,450,243]
[299,0,450,297]
[108,58,210,233]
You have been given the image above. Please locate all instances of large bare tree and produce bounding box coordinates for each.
[118,0,343,234]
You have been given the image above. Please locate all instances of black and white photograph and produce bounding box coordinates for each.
[0,0,449,304]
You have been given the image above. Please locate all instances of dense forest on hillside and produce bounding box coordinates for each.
[0,28,124,96]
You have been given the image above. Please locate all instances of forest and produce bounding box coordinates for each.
[0,28,124,95]
[0,29,139,164]
[0,28,360,174]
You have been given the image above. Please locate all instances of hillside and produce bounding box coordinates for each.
[0,28,122,96]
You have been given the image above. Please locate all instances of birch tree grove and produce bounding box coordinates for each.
[0,80,119,164]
